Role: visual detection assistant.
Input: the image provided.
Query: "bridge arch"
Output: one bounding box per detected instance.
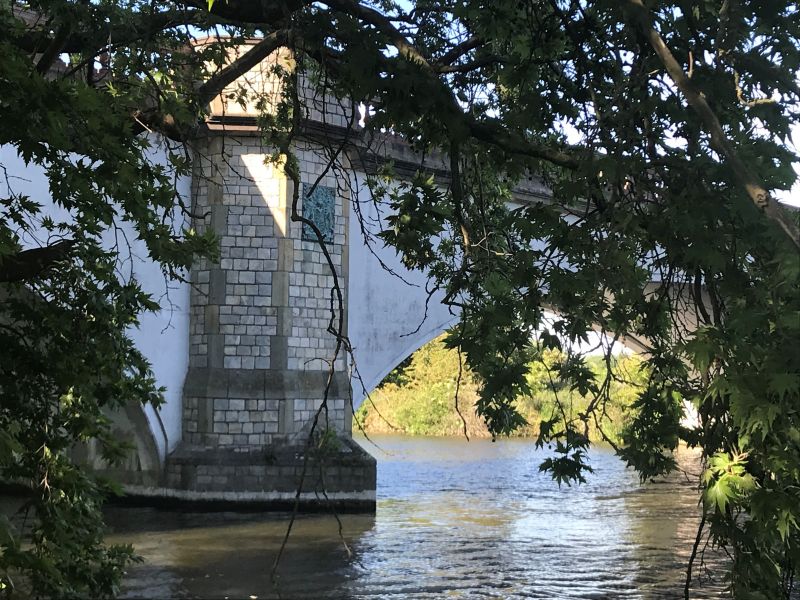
[344,171,452,408]
[346,173,664,410]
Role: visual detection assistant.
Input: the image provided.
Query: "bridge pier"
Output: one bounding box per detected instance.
[152,132,375,509]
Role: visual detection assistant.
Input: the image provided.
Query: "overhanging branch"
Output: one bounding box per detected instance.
[131,29,291,139]
[435,35,484,67]
[197,30,291,107]
[14,8,204,55]
[189,0,311,24]
[0,240,75,283]
[624,0,800,250]
[306,5,581,170]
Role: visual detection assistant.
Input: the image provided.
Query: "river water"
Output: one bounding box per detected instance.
[107,435,728,599]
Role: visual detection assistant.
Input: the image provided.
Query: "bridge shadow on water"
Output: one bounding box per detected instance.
[106,507,376,599]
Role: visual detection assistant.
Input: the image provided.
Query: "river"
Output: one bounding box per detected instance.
[107,435,727,599]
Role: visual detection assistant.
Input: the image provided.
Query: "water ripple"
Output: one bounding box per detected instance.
[108,436,728,599]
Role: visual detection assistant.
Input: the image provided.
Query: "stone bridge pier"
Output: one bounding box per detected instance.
[158,130,376,509]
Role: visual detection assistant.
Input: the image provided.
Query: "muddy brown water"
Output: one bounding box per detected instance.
[106,435,729,599]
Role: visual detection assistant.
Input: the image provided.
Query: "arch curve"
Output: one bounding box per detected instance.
[71,402,162,487]
[345,175,658,413]
[351,313,458,409]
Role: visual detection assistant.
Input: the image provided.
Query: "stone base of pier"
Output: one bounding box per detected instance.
[119,436,376,512]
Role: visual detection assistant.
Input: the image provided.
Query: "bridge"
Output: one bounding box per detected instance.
[9,48,479,509]
[0,47,687,510]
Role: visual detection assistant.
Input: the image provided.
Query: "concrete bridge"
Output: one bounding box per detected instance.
[0,48,483,509]
[145,125,461,509]
[1,47,679,510]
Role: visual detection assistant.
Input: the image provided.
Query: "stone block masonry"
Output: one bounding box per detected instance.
[162,129,370,508]
[154,437,375,512]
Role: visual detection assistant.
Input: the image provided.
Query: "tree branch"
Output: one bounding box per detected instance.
[0,240,75,283]
[322,0,429,65]
[466,119,580,169]
[35,23,71,75]
[14,8,204,56]
[196,30,290,106]
[433,55,500,74]
[624,0,800,250]
[310,3,581,168]
[435,35,484,67]
[188,0,310,24]
[129,30,291,139]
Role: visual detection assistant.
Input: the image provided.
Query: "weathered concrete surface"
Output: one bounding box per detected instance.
[71,403,162,488]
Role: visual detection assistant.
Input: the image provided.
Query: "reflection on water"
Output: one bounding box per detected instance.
[107,436,727,599]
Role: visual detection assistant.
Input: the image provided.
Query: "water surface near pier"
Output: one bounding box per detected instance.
[107,435,727,599]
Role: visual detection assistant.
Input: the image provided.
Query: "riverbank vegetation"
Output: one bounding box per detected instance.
[356,336,648,446]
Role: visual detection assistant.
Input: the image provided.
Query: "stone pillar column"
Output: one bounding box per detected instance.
[177,135,353,452]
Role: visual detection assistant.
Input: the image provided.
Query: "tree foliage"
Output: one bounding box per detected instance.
[1,0,799,597]
[357,336,646,442]
[0,1,219,596]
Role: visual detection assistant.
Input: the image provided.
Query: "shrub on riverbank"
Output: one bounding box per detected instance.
[355,337,647,444]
